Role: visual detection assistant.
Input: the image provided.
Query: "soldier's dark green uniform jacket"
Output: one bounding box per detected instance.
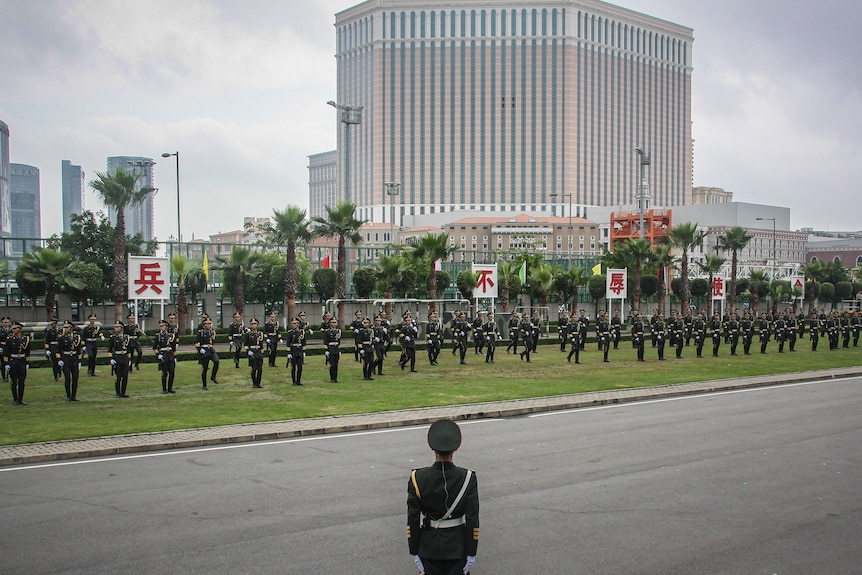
[407,421,479,565]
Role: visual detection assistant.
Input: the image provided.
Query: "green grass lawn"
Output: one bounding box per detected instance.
[1,340,860,446]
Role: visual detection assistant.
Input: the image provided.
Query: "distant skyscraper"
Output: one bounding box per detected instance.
[0,121,12,237]
[106,156,157,242]
[9,164,42,254]
[308,150,338,221]
[333,0,693,224]
[61,159,85,232]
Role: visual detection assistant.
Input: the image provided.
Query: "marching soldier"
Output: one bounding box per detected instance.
[197,312,211,332]
[577,309,589,351]
[693,311,707,358]
[611,309,622,349]
[852,311,860,347]
[57,320,84,401]
[482,313,500,363]
[426,312,443,366]
[471,311,485,355]
[108,321,132,398]
[759,312,771,354]
[285,318,306,385]
[5,321,31,405]
[372,315,389,375]
[82,313,103,377]
[407,419,479,575]
[506,312,520,354]
[166,313,179,338]
[727,313,740,356]
[597,310,611,363]
[530,310,542,353]
[827,311,840,350]
[193,318,220,389]
[153,319,178,394]
[397,316,419,373]
[0,316,12,382]
[228,312,245,368]
[632,313,646,362]
[264,311,281,367]
[566,313,581,364]
[741,312,754,355]
[709,312,723,357]
[518,313,534,363]
[654,313,667,360]
[774,313,787,353]
[841,311,852,348]
[357,317,375,380]
[379,311,394,356]
[349,310,364,362]
[124,313,144,371]
[451,311,469,365]
[244,318,265,388]
[44,318,61,381]
[319,312,333,332]
[809,312,820,351]
[558,308,570,352]
[322,317,342,383]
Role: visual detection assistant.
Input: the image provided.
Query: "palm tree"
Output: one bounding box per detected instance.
[697,254,726,316]
[747,270,771,316]
[497,261,521,313]
[716,226,753,311]
[377,253,406,317]
[269,205,312,321]
[528,262,554,308]
[666,222,704,315]
[17,248,85,321]
[171,255,202,335]
[89,167,156,320]
[312,202,367,324]
[411,232,456,314]
[216,247,259,316]
[614,238,654,311]
[559,266,587,311]
[651,244,676,315]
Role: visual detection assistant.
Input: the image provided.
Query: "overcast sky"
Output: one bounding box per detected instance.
[1,0,859,243]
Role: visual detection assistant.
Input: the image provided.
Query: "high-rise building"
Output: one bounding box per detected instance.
[106,156,157,242]
[0,121,12,237]
[333,0,693,225]
[308,150,338,221]
[61,160,85,232]
[9,164,42,255]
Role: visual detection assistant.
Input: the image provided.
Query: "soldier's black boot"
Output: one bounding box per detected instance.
[17,383,26,405]
[11,382,19,405]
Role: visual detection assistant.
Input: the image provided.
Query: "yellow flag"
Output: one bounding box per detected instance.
[592,262,602,275]
[202,251,209,281]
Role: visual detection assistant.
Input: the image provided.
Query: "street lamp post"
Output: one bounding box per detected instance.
[635,147,651,240]
[384,181,401,249]
[327,100,363,204]
[550,192,573,254]
[756,217,777,279]
[161,151,181,249]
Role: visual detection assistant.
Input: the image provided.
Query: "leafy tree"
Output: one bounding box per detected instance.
[641,274,659,301]
[588,274,606,316]
[650,244,675,314]
[170,255,195,335]
[376,254,407,316]
[747,270,771,316]
[456,269,478,300]
[690,277,709,305]
[263,206,313,321]
[67,262,104,309]
[352,266,378,298]
[819,282,835,308]
[528,262,554,308]
[835,281,853,302]
[216,247,259,316]
[497,261,522,313]
[312,267,337,302]
[17,248,85,320]
[89,169,157,320]
[554,266,586,310]
[804,279,821,316]
[771,280,792,313]
[666,222,704,314]
[409,232,456,313]
[312,202,366,323]
[716,226,753,311]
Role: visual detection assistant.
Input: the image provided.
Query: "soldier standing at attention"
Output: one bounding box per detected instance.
[709,312,723,357]
[264,311,280,367]
[841,311,852,348]
[57,320,84,401]
[557,308,570,352]
[5,321,30,405]
[482,313,500,364]
[124,313,145,371]
[243,318,265,388]
[285,318,306,385]
[193,318,220,389]
[852,311,860,347]
[426,312,443,366]
[153,319,178,394]
[398,316,420,373]
[82,313,102,376]
[166,313,178,338]
[228,312,244,368]
[506,312,520,354]
[654,313,667,360]
[349,310,364,363]
[596,310,611,363]
[809,312,820,351]
[758,312,771,354]
[774,313,787,353]
[740,312,754,355]
[0,316,11,382]
[632,313,646,362]
[566,312,581,365]
[407,419,479,575]
[727,313,740,356]
[372,315,389,375]
[108,321,132,398]
[693,311,707,358]
[358,317,375,380]
[611,309,622,349]
[323,317,342,383]
[683,308,694,346]
[786,312,799,352]
[44,318,61,382]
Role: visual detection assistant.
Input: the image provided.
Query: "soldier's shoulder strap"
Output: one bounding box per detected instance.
[410,469,421,499]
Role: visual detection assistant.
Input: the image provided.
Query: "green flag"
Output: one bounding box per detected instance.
[518,260,527,284]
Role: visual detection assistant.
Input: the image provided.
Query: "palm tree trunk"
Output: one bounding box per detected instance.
[336,237,346,325]
[46,281,56,321]
[113,211,127,321]
[428,267,438,314]
[177,286,187,336]
[285,242,297,322]
[680,256,690,315]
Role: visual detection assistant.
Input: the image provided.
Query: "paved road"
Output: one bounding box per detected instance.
[1,375,860,574]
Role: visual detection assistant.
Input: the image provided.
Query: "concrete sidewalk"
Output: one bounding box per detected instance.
[2,367,859,467]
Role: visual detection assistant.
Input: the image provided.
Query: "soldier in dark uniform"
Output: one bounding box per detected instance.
[758,312,771,354]
[841,311,852,348]
[322,317,342,382]
[243,318,265,388]
[557,308,570,352]
[82,313,103,376]
[797,310,807,339]
[44,318,61,381]
[786,312,798,352]
[57,320,83,401]
[285,318,306,385]
[649,309,660,348]
[0,316,12,382]
[693,311,707,358]
[378,311,394,356]
[505,312,520,354]
[709,312,723,357]
[153,319,178,394]
[426,312,443,366]
[124,313,144,371]
[683,308,694,346]
[372,315,389,375]
[482,313,500,363]
[566,313,581,364]
[740,312,754,355]
[596,310,611,363]
[407,419,479,575]
[852,311,860,347]
[828,311,840,350]
[819,308,828,337]
[668,310,684,359]
[197,312,211,332]
[357,317,375,380]
[809,312,820,351]
[471,311,485,355]
[577,309,589,351]
[727,313,740,356]
[632,313,646,362]
[398,316,420,373]
[774,313,787,353]
[451,312,469,365]
[319,312,333,332]
[611,309,622,349]
[5,321,30,405]
[264,311,280,367]
[193,318,220,389]
[654,313,667,360]
[228,312,245,368]
[166,313,179,338]
[108,321,131,398]
[518,314,534,363]
[349,310,364,362]
[530,310,542,353]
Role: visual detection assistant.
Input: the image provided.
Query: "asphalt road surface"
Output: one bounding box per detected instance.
[1,377,860,575]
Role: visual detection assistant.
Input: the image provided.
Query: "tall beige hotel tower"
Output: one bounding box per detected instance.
[333,0,693,225]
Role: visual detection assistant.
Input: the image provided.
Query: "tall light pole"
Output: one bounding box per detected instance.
[161,151,181,248]
[384,181,401,249]
[756,217,777,279]
[327,100,363,204]
[635,147,651,240]
[550,192,573,253]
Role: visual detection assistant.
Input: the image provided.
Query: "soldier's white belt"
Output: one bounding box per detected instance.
[426,515,466,529]
[159,347,173,352]
[10,354,26,358]
[327,342,339,346]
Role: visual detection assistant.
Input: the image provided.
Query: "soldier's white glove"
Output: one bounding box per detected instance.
[110,359,116,366]
[248,351,254,357]
[486,336,490,341]
[303,352,306,359]
[157,354,163,361]
[427,340,432,345]
[359,349,365,356]
[46,350,52,358]
[278,338,284,344]
[404,336,411,341]
[100,334,105,340]
[4,364,9,372]
[463,555,476,574]
[374,337,380,343]
[266,338,271,344]
[199,349,206,355]
[412,555,425,574]
[325,351,330,359]
[58,360,64,367]
[78,362,82,370]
